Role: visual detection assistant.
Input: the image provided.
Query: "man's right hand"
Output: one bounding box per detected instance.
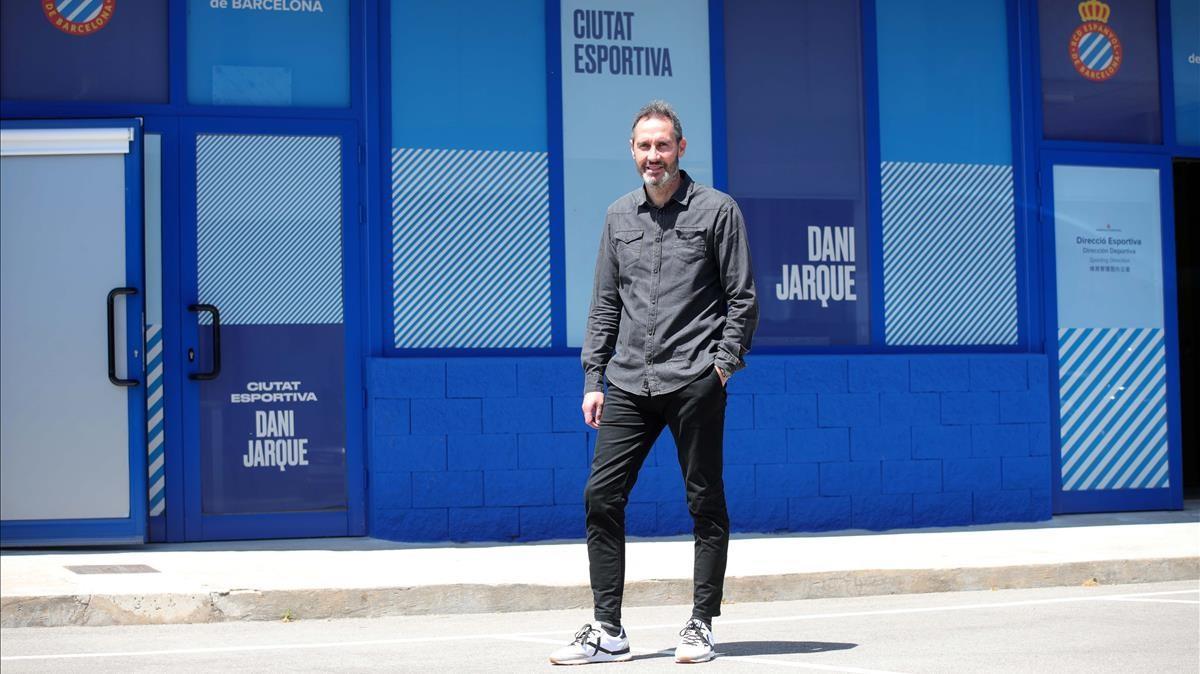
[582,392,605,429]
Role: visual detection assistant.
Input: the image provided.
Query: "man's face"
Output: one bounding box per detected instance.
[630,115,686,188]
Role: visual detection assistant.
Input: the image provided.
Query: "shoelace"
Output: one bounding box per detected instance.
[679,620,709,647]
[572,624,601,646]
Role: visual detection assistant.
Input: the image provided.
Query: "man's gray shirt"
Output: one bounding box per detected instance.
[582,171,759,395]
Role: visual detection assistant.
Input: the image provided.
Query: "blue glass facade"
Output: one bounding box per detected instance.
[0,0,1189,545]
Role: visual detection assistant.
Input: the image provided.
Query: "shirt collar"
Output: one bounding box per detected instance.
[638,170,694,209]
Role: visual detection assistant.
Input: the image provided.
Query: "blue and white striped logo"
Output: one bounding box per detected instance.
[1058,327,1169,491]
[146,324,165,517]
[42,0,115,35]
[1078,31,1116,71]
[882,161,1018,346]
[196,134,344,326]
[392,148,551,349]
[1068,4,1123,82]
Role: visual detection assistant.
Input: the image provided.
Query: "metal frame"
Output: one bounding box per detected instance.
[1023,0,1192,513]
[0,118,147,546]
[378,0,1048,357]
[175,115,366,541]
[377,0,578,358]
[2,1,369,542]
[1038,150,1184,512]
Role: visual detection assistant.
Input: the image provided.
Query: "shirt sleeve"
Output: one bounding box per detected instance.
[580,217,622,394]
[713,200,759,375]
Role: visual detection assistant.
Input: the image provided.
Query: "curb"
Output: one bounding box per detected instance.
[3,557,1197,628]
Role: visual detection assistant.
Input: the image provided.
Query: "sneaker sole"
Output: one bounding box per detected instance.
[549,652,633,665]
[674,651,716,664]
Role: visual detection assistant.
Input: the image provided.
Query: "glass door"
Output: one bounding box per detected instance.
[0,120,146,546]
[1041,151,1184,513]
[178,118,364,541]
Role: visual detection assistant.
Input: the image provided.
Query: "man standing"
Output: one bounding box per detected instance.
[549,101,758,665]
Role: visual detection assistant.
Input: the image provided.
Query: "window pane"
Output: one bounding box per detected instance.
[1171,0,1200,146]
[877,0,1018,346]
[560,0,714,346]
[1039,0,1161,143]
[0,0,167,103]
[390,0,551,349]
[726,0,869,346]
[187,0,349,108]
[1052,165,1168,490]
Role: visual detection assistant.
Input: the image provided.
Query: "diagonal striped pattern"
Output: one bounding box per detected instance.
[1058,327,1169,491]
[57,0,104,23]
[196,134,344,325]
[392,148,551,348]
[1078,32,1115,71]
[882,161,1018,345]
[145,324,165,517]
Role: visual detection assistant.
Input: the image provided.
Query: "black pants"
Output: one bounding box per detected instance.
[585,369,729,626]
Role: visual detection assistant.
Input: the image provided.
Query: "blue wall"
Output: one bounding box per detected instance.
[366,353,1052,542]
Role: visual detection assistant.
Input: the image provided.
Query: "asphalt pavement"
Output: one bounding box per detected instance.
[2,580,1197,672]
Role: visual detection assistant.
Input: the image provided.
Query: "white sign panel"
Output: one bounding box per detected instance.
[1053,165,1163,330]
[561,0,713,345]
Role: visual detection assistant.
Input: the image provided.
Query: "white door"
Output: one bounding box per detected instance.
[0,123,146,545]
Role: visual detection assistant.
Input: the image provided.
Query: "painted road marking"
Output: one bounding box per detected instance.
[1101,597,1199,605]
[3,588,1196,662]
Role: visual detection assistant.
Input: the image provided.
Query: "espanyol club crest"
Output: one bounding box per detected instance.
[42,0,117,36]
[1068,0,1122,81]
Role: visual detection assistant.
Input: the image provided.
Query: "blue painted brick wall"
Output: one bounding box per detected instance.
[789,496,852,531]
[484,398,551,434]
[366,354,1052,542]
[819,393,880,427]
[754,394,817,428]
[851,427,912,461]
[910,357,969,392]
[755,463,819,498]
[448,434,518,471]
[485,469,554,507]
[450,507,518,541]
[411,399,482,434]
[520,432,588,469]
[788,428,849,462]
[412,471,482,508]
[848,357,909,393]
[447,359,517,398]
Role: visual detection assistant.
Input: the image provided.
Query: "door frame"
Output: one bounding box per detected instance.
[0,118,147,546]
[1039,149,1185,514]
[171,116,366,541]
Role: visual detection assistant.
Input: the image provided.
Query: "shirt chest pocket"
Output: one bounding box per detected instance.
[614,229,644,266]
[673,227,707,263]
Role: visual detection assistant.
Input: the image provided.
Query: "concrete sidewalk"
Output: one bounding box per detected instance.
[3,506,1197,628]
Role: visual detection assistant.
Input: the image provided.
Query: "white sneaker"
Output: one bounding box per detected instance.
[674,618,716,663]
[548,622,632,665]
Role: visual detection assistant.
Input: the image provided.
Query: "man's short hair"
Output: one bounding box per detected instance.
[631,100,683,143]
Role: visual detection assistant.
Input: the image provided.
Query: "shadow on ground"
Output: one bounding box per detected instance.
[719,641,857,657]
[628,641,856,661]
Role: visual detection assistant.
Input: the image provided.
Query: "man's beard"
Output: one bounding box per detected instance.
[640,161,677,188]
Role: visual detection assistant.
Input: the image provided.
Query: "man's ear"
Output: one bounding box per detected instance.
[678,137,687,158]
[630,138,636,159]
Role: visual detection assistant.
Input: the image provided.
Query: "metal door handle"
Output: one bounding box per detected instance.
[107,287,139,387]
[188,303,221,381]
